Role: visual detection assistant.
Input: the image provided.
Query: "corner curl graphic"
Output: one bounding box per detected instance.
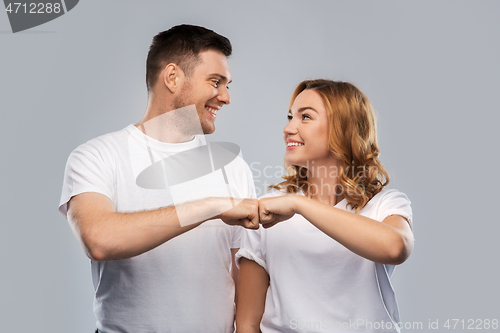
[3,0,79,33]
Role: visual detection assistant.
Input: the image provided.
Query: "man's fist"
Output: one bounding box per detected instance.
[218,198,260,229]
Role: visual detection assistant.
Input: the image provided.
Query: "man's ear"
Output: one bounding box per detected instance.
[163,64,182,93]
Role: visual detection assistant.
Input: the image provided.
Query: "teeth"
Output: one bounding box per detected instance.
[206,106,218,115]
[287,142,304,147]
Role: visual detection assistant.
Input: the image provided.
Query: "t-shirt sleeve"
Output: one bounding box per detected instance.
[231,226,243,249]
[235,228,267,271]
[236,155,257,199]
[376,189,413,229]
[58,143,114,218]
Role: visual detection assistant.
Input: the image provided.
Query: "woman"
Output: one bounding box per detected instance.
[235,79,414,333]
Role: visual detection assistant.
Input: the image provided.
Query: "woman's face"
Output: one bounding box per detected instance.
[283,89,334,168]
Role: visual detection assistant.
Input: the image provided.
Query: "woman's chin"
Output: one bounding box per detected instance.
[285,158,306,168]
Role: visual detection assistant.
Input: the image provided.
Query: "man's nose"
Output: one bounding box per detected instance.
[217,86,231,105]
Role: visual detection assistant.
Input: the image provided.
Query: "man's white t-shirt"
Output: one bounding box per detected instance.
[59,125,255,333]
[236,188,412,333]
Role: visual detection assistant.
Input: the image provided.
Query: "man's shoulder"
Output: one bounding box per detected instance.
[72,125,132,155]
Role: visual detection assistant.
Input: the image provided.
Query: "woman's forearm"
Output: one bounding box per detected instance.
[293,196,414,265]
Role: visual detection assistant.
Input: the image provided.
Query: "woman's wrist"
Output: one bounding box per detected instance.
[290,194,305,215]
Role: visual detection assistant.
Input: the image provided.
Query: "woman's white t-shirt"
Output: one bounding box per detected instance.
[236,188,412,333]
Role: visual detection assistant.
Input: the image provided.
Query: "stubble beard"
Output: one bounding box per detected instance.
[173,83,214,135]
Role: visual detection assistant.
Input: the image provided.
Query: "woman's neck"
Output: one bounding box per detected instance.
[306,160,344,206]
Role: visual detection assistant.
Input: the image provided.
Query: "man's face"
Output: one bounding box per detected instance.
[173,50,232,135]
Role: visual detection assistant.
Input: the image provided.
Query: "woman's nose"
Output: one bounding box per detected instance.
[283,119,297,136]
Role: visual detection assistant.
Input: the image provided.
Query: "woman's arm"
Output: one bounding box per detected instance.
[235,258,269,333]
[259,195,414,265]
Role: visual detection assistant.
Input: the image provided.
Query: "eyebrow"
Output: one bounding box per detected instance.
[210,73,232,84]
[289,107,318,114]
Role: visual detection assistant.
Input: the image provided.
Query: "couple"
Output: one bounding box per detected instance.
[59,25,413,333]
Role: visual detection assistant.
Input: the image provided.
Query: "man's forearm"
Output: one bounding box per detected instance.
[69,194,232,261]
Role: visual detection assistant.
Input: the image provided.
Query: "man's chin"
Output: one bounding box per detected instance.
[199,118,216,135]
[202,126,215,135]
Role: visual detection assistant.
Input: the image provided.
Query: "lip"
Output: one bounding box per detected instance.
[205,105,220,118]
[286,139,304,150]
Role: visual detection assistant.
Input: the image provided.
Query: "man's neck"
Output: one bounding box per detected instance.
[134,122,195,144]
[137,101,203,144]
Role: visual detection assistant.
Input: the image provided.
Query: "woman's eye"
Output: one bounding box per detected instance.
[287,114,293,121]
[302,114,311,120]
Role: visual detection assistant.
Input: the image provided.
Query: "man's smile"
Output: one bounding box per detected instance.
[206,105,220,117]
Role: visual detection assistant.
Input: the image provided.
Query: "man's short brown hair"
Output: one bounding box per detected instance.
[146,24,232,92]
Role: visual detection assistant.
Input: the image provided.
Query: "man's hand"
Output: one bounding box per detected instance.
[258,196,298,228]
[218,198,260,229]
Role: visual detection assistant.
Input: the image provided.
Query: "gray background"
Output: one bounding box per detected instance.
[1,1,499,332]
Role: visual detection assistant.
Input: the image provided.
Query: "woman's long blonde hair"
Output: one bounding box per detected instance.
[270,79,389,212]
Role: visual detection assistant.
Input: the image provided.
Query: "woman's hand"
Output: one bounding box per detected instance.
[258,195,299,228]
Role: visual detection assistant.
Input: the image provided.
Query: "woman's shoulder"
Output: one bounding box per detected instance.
[364,187,411,209]
[374,187,410,201]
[365,187,413,225]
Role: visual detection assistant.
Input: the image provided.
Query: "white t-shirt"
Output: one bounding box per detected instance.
[59,125,255,333]
[236,188,412,333]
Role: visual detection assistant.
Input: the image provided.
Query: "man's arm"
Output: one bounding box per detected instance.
[67,192,259,261]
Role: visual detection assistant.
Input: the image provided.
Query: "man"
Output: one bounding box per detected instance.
[59,25,259,333]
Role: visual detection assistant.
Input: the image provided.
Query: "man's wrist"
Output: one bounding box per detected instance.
[205,197,233,220]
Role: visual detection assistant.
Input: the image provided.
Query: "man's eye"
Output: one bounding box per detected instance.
[212,80,220,87]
